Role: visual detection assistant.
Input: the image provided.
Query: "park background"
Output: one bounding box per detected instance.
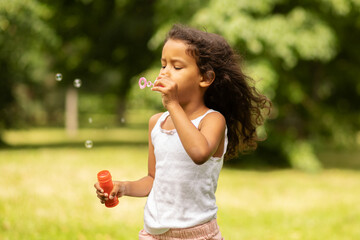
[0,0,359,239]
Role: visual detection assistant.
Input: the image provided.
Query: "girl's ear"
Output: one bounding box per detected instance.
[200,71,215,88]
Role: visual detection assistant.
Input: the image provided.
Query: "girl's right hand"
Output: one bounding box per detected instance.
[152,76,179,109]
[94,181,126,204]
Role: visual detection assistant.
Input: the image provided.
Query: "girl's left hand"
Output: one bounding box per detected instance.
[94,181,125,204]
[151,77,179,109]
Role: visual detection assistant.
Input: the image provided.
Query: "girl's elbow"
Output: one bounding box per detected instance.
[193,159,208,165]
[190,152,211,165]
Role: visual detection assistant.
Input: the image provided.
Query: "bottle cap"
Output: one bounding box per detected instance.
[97,170,112,183]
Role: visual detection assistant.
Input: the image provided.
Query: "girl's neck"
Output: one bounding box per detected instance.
[180,101,209,120]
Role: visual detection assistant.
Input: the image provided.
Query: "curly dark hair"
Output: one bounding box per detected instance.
[165,24,271,159]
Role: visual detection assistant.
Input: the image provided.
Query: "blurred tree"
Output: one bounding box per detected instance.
[43,0,156,124]
[1,0,359,171]
[0,0,156,144]
[0,0,58,146]
[148,0,360,171]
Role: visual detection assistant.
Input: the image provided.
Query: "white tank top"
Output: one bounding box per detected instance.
[143,109,228,235]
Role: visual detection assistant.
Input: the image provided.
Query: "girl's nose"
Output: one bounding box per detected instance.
[158,67,170,79]
[160,68,167,75]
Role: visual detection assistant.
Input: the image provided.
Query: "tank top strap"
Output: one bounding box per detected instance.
[154,109,218,131]
[160,111,170,121]
[155,112,170,127]
[192,109,218,128]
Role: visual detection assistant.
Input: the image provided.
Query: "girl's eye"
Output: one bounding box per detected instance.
[161,65,182,70]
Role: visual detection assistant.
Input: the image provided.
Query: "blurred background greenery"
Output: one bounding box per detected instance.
[1,0,359,170]
[1,0,360,239]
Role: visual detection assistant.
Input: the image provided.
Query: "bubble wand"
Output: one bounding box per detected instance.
[138,77,155,89]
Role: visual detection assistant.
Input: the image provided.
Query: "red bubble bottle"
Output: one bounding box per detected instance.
[97,170,119,208]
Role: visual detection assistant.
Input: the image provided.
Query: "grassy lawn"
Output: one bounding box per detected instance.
[1,126,360,239]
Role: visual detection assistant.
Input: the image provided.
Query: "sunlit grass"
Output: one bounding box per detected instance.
[3,127,148,146]
[1,128,360,239]
[0,144,148,240]
[217,168,360,239]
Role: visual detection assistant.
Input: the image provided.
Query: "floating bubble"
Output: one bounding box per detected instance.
[85,140,93,149]
[121,117,125,123]
[139,77,154,89]
[55,73,62,81]
[88,117,93,124]
[74,78,82,88]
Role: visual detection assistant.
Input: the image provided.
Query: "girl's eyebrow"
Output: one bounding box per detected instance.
[161,58,186,64]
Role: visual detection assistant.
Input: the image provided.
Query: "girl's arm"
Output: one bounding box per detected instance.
[94,113,161,203]
[167,103,226,165]
[152,79,226,165]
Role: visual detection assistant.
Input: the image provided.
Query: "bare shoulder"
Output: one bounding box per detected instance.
[199,111,226,130]
[149,112,164,129]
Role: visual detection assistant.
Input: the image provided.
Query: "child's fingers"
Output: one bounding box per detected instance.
[152,79,172,93]
[97,195,106,204]
[153,77,170,87]
[94,182,109,202]
[96,191,108,201]
[94,182,104,193]
[109,181,126,200]
[96,190,108,199]
[109,183,120,200]
[151,81,164,92]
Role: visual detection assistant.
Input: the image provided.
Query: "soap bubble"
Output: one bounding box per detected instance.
[74,78,82,88]
[55,73,62,81]
[88,117,93,124]
[121,117,125,123]
[85,140,93,149]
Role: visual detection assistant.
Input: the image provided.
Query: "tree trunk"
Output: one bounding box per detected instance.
[65,87,78,137]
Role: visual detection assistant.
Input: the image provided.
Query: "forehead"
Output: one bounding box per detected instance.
[162,39,193,60]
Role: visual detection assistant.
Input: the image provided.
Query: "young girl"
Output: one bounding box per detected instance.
[95,24,271,239]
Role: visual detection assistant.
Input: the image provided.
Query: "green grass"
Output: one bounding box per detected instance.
[1,128,360,239]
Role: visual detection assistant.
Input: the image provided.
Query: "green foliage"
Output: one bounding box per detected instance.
[1,0,359,170]
[0,0,157,130]
[149,0,360,170]
[44,0,156,93]
[0,0,58,133]
[284,140,322,172]
[192,2,336,67]
[0,0,58,85]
